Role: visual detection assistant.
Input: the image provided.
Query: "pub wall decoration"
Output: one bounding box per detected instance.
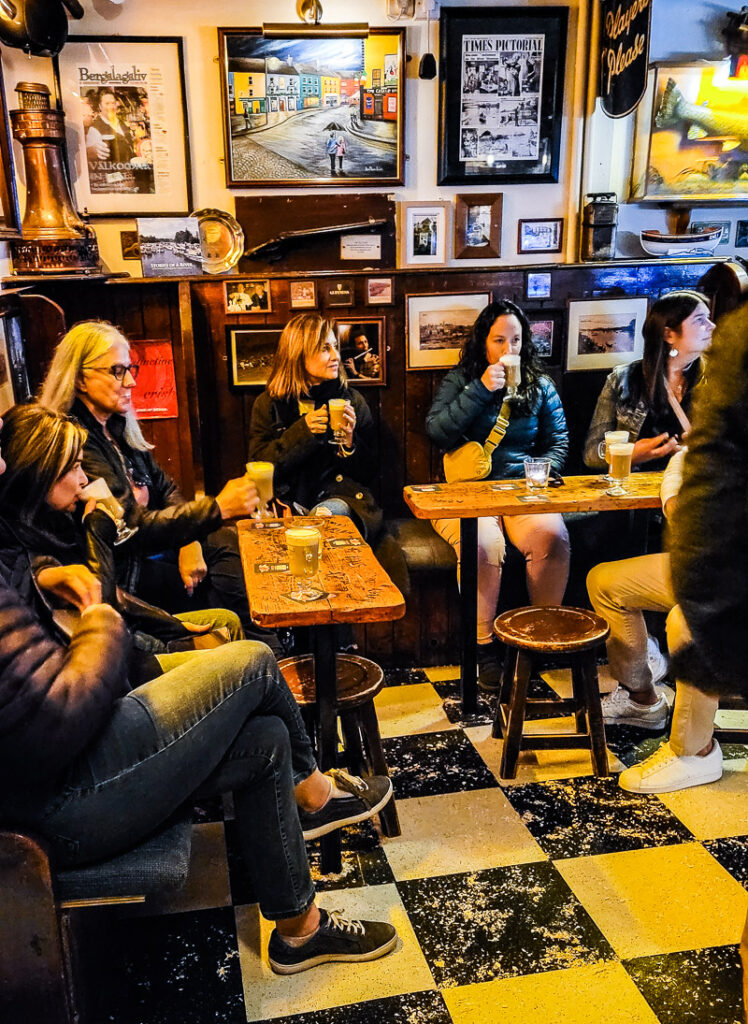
[598,0,651,118]
[437,6,568,186]
[0,59,20,239]
[218,28,405,188]
[55,37,193,217]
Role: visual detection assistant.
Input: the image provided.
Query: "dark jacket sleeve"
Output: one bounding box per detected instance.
[248,390,326,473]
[426,370,496,451]
[139,451,185,510]
[534,378,569,472]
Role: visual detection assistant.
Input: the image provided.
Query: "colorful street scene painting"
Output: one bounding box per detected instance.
[220,30,404,186]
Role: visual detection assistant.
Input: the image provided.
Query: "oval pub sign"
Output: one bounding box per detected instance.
[599,0,652,118]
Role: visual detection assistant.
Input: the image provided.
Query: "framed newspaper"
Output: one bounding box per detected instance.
[55,37,193,217]
[437,6,568,186]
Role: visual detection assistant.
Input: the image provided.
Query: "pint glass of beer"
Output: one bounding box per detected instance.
[597,430,629,481]
[607,441,635,496]
[246,461,274,518]
[286,526,323,601]
[499,354,521,398]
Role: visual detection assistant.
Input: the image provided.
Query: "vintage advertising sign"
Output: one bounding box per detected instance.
[130,339,178,419]
[599,0,651,118]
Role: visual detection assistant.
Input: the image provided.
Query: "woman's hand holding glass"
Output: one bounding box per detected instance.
[480,362,507,392]
[305,406,329,435]
[215,476,260,520]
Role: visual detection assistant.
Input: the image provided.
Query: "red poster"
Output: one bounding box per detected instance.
[130,340,178,419]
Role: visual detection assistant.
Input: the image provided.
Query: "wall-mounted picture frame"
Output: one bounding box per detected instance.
[289,280,318,309]
[225,279,272,313]
[336,317,385,385]
[55,36,193,217]
[326,279,355,307]
[736,220,748,248]
[525,270,552,299]
[228,327,283,387]
[218,28,405,188]
[0,59,20,239]
[527,315,556,361]
[454,193,502,259]
[517,218,563,254]
[566,296,648,372]
[437,6,567,186]
[365,277,394,305]
[406,291,490,370]
[400,201,450,267]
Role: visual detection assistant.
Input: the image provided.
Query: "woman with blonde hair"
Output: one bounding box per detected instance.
[39,319,281,652]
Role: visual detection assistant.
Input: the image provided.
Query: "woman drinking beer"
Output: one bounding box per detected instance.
[425,299,570,689]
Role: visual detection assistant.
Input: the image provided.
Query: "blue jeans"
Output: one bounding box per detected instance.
[10,641,317,920]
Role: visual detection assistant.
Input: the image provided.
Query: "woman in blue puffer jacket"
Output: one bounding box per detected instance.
[426,299,570,688]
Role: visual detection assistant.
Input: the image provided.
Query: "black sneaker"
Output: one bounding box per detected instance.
[268,908,397,974]
[299,769,393,840]
[477,639,505,692]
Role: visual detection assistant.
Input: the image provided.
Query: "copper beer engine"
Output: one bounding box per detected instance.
[10,81,99,274]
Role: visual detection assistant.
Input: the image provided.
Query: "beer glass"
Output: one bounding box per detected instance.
[607,441,635,496]
[500,354,521,398]
[80,477,138,545]
[246,461,274,518]
[286,526,324,602]
[523,456,552,492]
[328,398,347,447]
[597,430,629,482]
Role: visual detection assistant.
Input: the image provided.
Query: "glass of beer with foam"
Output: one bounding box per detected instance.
[606,441,635,496]
[246,461,274,518]
[286,526,323,601]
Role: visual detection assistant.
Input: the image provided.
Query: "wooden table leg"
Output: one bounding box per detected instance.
[460,517,478,715]
[313,624,342,874]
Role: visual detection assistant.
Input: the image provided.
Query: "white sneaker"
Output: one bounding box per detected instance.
[619,740,723,794]
[601,686,669,729]
[646,635,668,684]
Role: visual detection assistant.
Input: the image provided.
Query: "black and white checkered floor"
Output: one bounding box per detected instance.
[81,665,748,1024]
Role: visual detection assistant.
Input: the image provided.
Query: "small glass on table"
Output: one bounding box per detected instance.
[606,441,635,496]
[286,526,324,602]
[80,477,138,545]
[598,430,629,482]
[523,456,552,492]
[246,461,274,518]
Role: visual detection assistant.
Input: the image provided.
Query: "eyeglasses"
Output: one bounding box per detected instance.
[88,363,140,381]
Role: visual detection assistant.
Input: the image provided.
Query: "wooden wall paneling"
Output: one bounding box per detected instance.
[376,280,407,513]
[18,293,66,393]
[419,564,452,664]
[175,281,201,497]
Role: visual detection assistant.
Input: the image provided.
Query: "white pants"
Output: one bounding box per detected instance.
[433,513,570,644]
[587,553,718,756]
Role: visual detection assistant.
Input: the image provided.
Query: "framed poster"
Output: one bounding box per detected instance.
[438,6,568,185]
[400,201,450,267]
[336,317,385,385]
[218,28,405,188]
[289,280,318,309]
[525,271,552,299]
[225,279,272,313]
[129,339,178,419]
[527,315,557,361]
[517,218,563,254]
[55,36,193,217]
[566,296,648,372]
[406,291,490,370]
[454,193,502,259]
[229,327,282,387]
[0,59,20,239]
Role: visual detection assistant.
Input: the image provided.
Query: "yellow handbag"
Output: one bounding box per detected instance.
[442,400,511,483]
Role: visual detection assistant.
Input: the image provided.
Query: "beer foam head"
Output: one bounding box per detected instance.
[246,461,274,474]
[286,526,321,544]
[604,430,629,443]
[499,354,521,366]
[609,442,634,456]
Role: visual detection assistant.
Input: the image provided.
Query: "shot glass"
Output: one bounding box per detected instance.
[523,456,552,492]
[606,441,635,496]
[80,477,138,545]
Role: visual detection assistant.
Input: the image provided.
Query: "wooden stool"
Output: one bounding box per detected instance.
[491,606,611,780]
[279,654,401,837]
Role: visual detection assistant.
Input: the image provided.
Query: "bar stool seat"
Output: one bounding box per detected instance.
[491,606,611,780]
[279,654,400,837]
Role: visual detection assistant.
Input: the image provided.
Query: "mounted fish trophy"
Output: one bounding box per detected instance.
[9,82,100,274]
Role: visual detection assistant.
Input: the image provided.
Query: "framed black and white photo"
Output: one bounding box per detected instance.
[566,296,648,372]
[438,6,567,186]
[400,201,450,267]
[736,220,748,248]
[517,218,563,254]
[365,277,394,305]
[56,37,193,217]
[454,193,502,259]
[228,327,283,387]
[225,279,272,314]
[289,280,317,309]
[406,291,490,370]
[525,270,552,300]
[336,317,385,386]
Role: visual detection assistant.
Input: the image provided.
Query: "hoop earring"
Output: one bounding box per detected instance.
[669,347,679,358]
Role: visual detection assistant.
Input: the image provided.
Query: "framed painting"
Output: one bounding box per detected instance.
[228,327,282,387]
[566,296,648,372]
[517,217,563,254]
[406,291,490,370]
[365,277,393,305]
[527,315,557,362]
[437,6,567,186]
[400,201,450,267]
[218,28,405,188]
[454,192,502,259]
[55,37,193,217]
[289,280,317,309]
[225,279,272,313]
[0,58,20,239]
[336,317,385,385]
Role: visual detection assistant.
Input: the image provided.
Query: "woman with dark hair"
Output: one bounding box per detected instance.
[426,299,570,688]
[584,290,714,471]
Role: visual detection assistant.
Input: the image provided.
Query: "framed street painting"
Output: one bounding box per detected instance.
[566,296,648,372]
[406,291,490,370]
[218,28,405,187]
[55,37,193,217]
[438,6,567,186]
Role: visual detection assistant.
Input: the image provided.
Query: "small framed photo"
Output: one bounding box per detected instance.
[454,193,502,259]
[228,327,282,387]
[525,271,552,300]
[289,280,317,310]
[336,317,386,386]
[225,279,271,314]
[365,277,394,306]
[736,220,748,248]
[517,218,563,254]
[326,279,355,308]
[400,201,450,267]
[566,296,648,372]
[406,291,491,370]
[527,316,556,361]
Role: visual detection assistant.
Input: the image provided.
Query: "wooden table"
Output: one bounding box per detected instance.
[404,473,664,714]
[237,515,405,872]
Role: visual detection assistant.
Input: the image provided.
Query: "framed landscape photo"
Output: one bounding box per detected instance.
[336,317,385,385]
[365,277,393,305]
[438,6,568,186]
[454,193,502,259]
[55,37,193,217]
[228,327,282,387]
[218,28,405,188]
[289,280,317,309]
[225,279,271,313]
[400,201,450,267]
[566,296,648,372]
[517,218,563,254]
[406,291,490,370]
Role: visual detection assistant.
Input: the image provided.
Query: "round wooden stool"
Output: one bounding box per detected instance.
[279,654,400,837]
[491,606,611,780]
